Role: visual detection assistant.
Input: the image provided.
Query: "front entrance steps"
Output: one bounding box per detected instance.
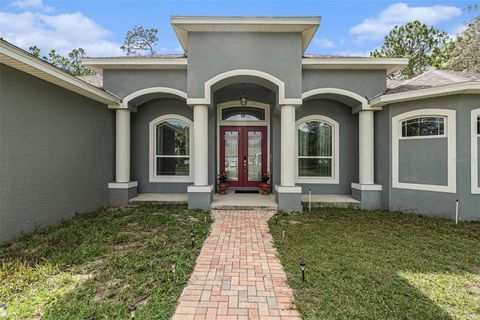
[211,193,278,210]
[302,194,360,209]
[129,193,360,209]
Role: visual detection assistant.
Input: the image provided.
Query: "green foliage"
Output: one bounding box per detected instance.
[371,21,453,79]
[270,208,480,320]
[0,204,212,319]
[121,25,158,56]
[28,46,95,76]
[448,15,480,72]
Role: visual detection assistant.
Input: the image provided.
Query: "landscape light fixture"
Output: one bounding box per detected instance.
[300,260,306,282]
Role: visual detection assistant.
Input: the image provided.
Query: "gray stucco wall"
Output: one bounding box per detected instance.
[187,32,302,99]
[103,69,187,98]
[302,69,386,99]
[376,94,480,221]
[295,99,359,194]
[131,98,193,193]
[0,64,115,243]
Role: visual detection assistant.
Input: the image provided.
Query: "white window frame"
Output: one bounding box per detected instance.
[392,109,456,193]
[400,116,447,139]
[295,115,340,184]
[471,108,480,194]
[149,114,193,183]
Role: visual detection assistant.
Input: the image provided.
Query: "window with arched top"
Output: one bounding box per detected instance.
[149,115,193,183]
[221,107,265,121]
[296,115,339,184]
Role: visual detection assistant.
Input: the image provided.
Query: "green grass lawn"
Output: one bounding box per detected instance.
[269,208,480,320]
[0,204,212,320]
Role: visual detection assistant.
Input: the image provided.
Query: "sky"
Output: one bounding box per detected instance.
[0,0,477,57]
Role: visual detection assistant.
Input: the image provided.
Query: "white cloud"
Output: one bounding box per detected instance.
[313,37,334,48]
[0,10,123,56]
[9,0,53,12]
[350,2,461,41]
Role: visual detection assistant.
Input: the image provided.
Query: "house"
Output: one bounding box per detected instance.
[1,16,480,243]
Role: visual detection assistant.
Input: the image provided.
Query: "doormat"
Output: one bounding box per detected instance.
[235,189,260,194]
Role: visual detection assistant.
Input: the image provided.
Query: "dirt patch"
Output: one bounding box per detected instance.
[112,241,142,255]
[92,279,123,303]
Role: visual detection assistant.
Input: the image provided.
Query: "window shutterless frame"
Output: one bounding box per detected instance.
[295,115,340,184]
[392,109,456,193]
[149,114,193,183]
[471,109,480,194]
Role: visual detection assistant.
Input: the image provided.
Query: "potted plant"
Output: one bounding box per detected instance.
[217,172,228,195]
[259,172,271,195]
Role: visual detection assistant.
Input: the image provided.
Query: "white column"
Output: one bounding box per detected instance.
[359,110,375,185]
[280,104,296,187]
[193,105,209,186]
[115,109,130,183]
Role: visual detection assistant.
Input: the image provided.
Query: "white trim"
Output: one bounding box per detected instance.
[302,88,369,110]
[186,69,302,106]
[216,101,271,178]
[471,108,480,194]
[82,58,187,73]
[295,115,340,184]
[351,183,382,191]
[302,57,408,74]
[274,185,302,193]
[119,87,187,109]
[187,185,214,192]
[392,109,456,193]
[370,82,480,108]
[149,114,194,183]
[108,181,138,189]
[0,40,121,105]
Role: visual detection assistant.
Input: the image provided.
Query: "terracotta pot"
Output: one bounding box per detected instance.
[259,183,271,195]
[218,183,229,195]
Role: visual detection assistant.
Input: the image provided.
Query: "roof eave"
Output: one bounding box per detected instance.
[370,81,480,107]
[302,57,408,74]
[0,40,120,105]
[82,57,188,74]
[170,16,321,54]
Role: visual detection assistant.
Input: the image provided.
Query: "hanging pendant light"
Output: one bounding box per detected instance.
[240,83,248,118]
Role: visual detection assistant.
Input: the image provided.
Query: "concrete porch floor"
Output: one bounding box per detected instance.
[130,193,360,209]
[301,194,360,209]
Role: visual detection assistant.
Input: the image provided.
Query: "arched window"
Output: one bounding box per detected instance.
[149,115,193,182]
[296,115,339,184]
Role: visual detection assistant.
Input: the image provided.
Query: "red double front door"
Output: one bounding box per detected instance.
[220,126,267,188]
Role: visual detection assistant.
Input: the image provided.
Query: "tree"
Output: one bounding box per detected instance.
[448,15,480,72]
[28,46,95,76]
[121,25,158,55]
[371,21,453,79]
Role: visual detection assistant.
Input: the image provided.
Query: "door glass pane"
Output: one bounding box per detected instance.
[224,131,239,181]
[248,131,262,181]
[298,158,332,177]
[156,157,189,176]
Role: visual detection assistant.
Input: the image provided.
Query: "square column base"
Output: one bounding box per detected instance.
[351,183,383,210]
[275,185,302,212]
[188,185,214,210]
[108,182,138,207]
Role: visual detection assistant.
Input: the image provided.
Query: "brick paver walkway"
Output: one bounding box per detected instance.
[172,210,301,320]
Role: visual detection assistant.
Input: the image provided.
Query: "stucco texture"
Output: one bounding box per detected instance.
[0,64,115,243]
[376,95,480,221]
